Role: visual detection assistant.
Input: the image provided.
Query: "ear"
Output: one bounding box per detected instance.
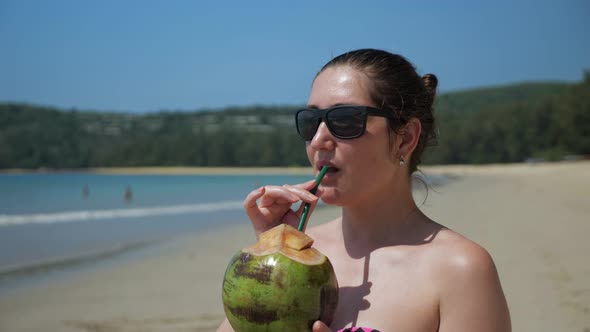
[397,118,421,162]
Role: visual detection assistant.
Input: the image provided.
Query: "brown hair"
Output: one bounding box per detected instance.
[317,49,438,173]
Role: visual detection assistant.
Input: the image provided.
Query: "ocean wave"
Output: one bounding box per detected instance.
[0,200,244,226]
[0,240,155,280]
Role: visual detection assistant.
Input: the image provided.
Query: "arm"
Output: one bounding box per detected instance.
[438,244,511,332]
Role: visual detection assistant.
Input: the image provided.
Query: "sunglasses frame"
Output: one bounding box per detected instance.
[295,105,396,140]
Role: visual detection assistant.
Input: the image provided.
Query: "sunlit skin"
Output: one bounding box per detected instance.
[218,66,511,332]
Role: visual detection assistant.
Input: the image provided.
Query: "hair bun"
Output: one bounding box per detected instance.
[422,73,438,92]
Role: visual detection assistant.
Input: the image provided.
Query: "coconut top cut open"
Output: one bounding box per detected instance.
[242,224,326,265]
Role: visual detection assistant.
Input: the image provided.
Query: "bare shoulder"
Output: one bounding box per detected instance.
[430,228,497,276]
[428,227,511,331]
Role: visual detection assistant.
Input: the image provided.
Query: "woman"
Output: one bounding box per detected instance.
[218,49,511,332]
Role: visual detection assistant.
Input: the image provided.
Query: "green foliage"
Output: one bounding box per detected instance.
[1,79,588,169]
[0,103,307,168]
[424,79,589,164]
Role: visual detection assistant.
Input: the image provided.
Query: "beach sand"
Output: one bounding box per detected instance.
[0,162,588,332]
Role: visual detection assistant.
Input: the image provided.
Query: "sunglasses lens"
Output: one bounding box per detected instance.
[296,110,320,140]
[327,107,365,138]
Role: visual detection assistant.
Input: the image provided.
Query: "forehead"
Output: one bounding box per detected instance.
[307,66,374,109]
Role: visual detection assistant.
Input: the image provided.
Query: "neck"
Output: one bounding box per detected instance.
[340,174,422,257]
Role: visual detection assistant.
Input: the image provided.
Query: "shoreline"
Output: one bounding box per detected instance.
[0,239,157,285]
[0,166,315,175]
[1,160,586,175]
[0,204,339,298]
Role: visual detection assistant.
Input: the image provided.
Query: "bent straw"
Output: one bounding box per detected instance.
[297,166,330,232]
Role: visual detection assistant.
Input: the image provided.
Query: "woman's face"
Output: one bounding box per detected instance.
[306,65,400,206]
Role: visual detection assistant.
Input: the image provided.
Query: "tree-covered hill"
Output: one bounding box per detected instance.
[425,76,589,164]
[1,77,588,169]
[435,82,571,113]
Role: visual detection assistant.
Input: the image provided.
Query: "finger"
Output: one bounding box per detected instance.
[290,179,318,191]
[312,321,333,332]
[243,186,266,221]
[259,186,300,207]
[279,187,320,229]
[291,179,327,198]
[244,186,265,207]
[295,198,319,232]
[282,184,319,203]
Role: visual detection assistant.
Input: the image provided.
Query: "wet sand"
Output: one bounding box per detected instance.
[0,162,588,332]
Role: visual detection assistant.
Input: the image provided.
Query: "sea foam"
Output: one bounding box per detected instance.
[0,200,244,226]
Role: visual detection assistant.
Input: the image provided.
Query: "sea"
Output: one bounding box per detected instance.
[0,172,317,293]
[0,171,447,294]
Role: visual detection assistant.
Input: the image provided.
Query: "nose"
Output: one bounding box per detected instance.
[309,122,336,151]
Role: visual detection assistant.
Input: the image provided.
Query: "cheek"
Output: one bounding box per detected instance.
[305,143,313,164]
[360,132,394,164]
[354,140,396,181]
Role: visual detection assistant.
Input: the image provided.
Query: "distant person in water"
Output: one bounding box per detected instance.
[124,186,133,203]
[82,184,89,198]
[217,49,511,332]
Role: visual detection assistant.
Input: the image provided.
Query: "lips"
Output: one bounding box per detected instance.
[316,161,339,174]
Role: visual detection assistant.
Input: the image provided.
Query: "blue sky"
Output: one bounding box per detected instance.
[1,0,589,112]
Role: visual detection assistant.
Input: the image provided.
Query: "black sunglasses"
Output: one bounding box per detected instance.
[295,105,396,140]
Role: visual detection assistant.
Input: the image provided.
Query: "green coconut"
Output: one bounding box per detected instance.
[222,224,339,332]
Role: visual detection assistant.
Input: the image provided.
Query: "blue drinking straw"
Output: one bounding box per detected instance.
[297,166,330,232]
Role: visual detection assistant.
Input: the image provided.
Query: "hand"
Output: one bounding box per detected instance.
[313,321,335,332]
[243,180,320,238]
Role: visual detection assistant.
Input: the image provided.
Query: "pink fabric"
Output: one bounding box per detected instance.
[336,328,380,332]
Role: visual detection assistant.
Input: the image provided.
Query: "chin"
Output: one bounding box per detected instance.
[319,190,346,207]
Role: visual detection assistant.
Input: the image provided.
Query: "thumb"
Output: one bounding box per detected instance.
[312,320,333,332]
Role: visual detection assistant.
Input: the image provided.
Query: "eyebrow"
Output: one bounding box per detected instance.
[305,103,353,109]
